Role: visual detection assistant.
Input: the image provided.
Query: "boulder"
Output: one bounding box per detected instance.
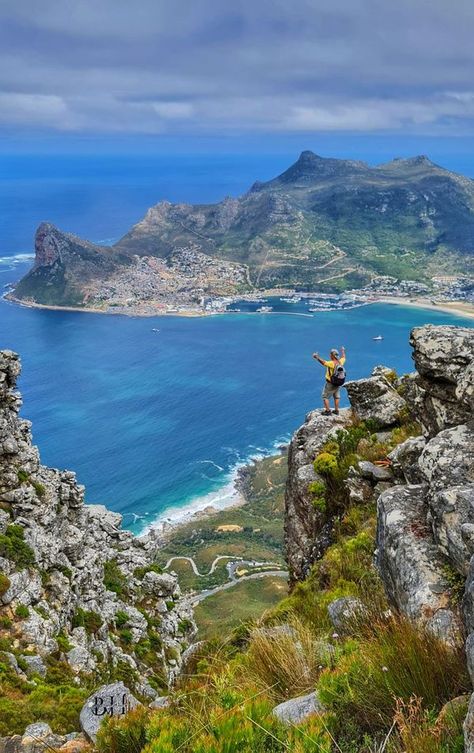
[0,736,21,753]
[357,460,393,483]
[79,682,140,742]
[284,409,350,584]
[272,691,324,725]
[327,597,365,632]
[405,326,474,436]
[429,484,474,575]
[388,436,426,484]
[149,696,171,710]
[345,375,407,428]
[376,485,462,645]
[21,723,66,753]
[21,655,46,679]
[418,424,474,492]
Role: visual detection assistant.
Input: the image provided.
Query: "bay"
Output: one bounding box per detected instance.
[0,153,472,533]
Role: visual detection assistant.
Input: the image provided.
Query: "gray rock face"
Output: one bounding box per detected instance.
[376,484,462,645]
[272,691,324,725]
[465,692,474,753]
[0,350,196,692]
[284,409,350,584]
[405,325,474,437]
[79,682,140,742]
[388,436,426,484]
[344,375,407,428]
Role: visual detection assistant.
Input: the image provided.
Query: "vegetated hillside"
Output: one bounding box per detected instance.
[13,151,474,307]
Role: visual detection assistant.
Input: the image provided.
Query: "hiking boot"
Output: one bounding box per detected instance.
[321,409,331,416]
[332,409,340,415]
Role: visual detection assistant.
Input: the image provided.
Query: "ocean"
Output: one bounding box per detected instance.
[1,153,473,533]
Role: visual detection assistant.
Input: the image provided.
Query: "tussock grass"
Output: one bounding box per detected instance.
[243,616,333,702]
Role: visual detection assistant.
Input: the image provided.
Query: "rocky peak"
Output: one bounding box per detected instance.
[270,150,369,186]
[33,222,67,269]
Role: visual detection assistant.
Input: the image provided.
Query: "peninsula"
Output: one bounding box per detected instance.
[9,151,474,315]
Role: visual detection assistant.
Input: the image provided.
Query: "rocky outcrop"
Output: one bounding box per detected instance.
[284,325,474,748]
[284,409,350,584]
[345,373,407,427]
[0,351,195,695]
[376,484,462,645]
[403,325,474,437]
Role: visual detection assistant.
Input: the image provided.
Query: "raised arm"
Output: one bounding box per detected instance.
[312,352,326,366]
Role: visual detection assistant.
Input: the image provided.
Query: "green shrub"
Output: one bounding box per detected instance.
[115,610,130,628]
[56,630,73,653]
[178,619,193,634]
[104,559,128,596]
[0,525,35,568]
[17,469,29,484]
[165,601,175,611]
[134,563,163,580]
[96,705,150,753]
[0,573,11,598]
[32,481,46,500]
[119,628,133,645]
[71,607,103,634]
[313,452,338,477]
[0,615,12,629]
[15,604,29,619]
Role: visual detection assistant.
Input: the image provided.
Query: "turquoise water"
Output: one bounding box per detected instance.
[0,153,472,532]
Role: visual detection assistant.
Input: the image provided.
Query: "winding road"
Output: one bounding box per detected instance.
[164,555,288,602]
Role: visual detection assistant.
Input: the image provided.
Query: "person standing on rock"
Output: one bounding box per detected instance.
[312,346,346,416]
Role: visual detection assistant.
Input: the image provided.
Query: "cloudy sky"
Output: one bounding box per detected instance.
[1,0,474,152]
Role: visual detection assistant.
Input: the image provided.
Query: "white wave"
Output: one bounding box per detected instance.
[0,253,34,266]
[196,459,224,472]
[141,441,288,538]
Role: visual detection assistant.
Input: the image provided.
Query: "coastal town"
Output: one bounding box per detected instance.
[61,248,474,317]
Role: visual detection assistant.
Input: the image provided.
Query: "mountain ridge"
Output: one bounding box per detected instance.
[11,151,474,310]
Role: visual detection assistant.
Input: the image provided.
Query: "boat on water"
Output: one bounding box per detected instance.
[152,328,160,332]
[256,305,273,313]
[373,335,384,341]
[280,296,301,303]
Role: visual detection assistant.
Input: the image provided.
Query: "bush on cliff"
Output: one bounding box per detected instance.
[0,524,35,568]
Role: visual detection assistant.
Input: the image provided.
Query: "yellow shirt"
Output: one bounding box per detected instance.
[323,356,346,382]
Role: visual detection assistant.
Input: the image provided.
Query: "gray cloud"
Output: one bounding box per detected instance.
[0,0,473,135]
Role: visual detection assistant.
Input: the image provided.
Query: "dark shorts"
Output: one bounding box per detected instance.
[322,380,341,400]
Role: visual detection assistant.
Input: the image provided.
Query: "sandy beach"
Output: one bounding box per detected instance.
[376,296,474,320]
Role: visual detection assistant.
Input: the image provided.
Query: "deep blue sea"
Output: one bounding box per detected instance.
[1,153,473,532]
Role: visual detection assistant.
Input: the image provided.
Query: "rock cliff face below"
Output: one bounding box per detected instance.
[0,350,195,694]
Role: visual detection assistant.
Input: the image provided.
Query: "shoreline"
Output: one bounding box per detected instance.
[5,290,474,321]
[374,296,474,320]
[140,445,287,542]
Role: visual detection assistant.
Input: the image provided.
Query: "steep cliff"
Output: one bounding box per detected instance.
[0,351,195,708]
[284,324,474,750]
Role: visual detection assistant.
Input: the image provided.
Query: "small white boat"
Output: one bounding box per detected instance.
[373,335,383,341]
[256,305,273,313]
[152,328,160,332]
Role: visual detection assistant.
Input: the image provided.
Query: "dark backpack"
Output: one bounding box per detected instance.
[330,362,346,386]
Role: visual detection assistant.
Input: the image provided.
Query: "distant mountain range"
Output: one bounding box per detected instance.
[12,151,474,308]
